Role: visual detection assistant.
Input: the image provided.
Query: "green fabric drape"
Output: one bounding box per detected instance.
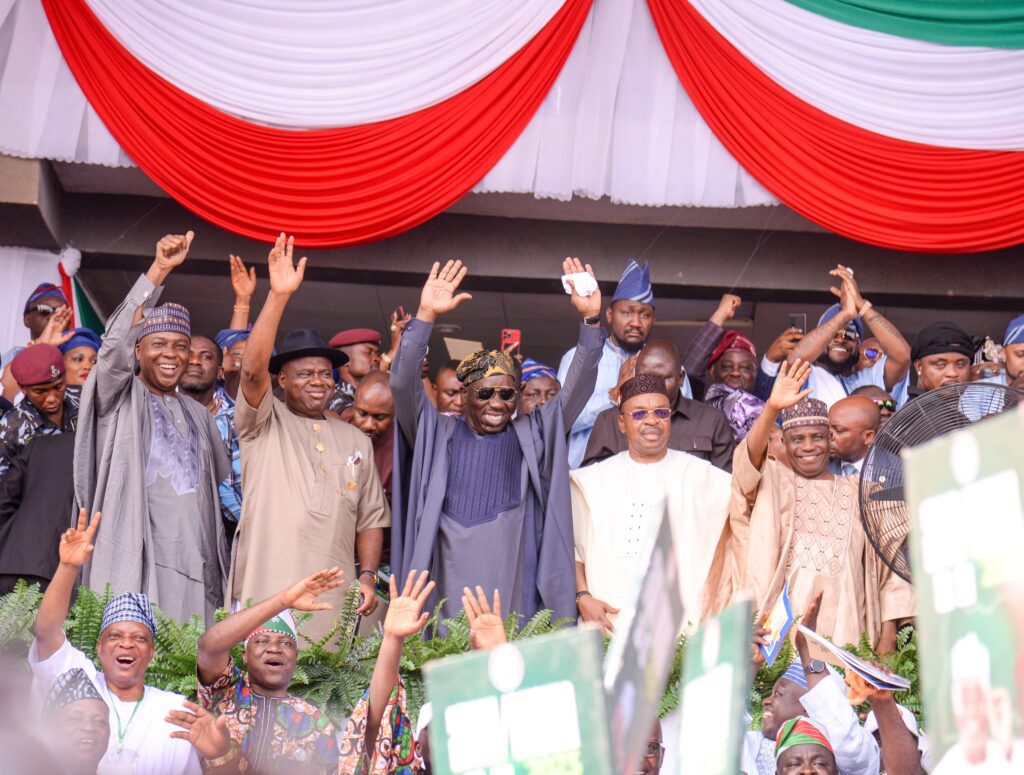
[784,0,1024,48]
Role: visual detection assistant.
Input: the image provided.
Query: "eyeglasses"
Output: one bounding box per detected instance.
[872,399,896,411]
[628,408,672,422]
[645,741,666,760]
[473,386,517,402]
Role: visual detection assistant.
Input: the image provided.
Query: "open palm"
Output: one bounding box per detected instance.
[768,359,813,412]
[562,256,601,319]
[59,509,101,567]
[167,701,232,759]
[281,567,344,612]
[229,254,257,298]
[384,570,435,639]
[463,586,507,651]
[417,261,472,321]
[267,233,306,295]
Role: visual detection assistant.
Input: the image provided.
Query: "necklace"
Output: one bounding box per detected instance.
[105,684,144,755]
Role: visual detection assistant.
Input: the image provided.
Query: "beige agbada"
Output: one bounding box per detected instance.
[703,440,914,649]
[229,390,389,641]
[571,449,731,630]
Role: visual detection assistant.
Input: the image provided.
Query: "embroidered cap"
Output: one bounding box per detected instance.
[137,303,191,343]
[10,344,65,387]
[101,592,157,638]
[780,660,809,690]
[42,668,104,716]
[24,283,69,314]
[611,259,655,307]
[520,358,558,385]
[245,610,298,648]
[619,374,670,406]
[780,397,829,431]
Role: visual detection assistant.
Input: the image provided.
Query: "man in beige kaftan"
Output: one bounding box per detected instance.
[228,235,389,642]
[704,360,913,652]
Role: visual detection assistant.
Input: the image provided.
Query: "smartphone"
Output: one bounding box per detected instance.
[393,304,406,320]
[789,313,807,333]
[500,328,522,353]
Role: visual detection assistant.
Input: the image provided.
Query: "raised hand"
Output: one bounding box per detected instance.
[279,566,344,612]
[35,306,74,348]
[416,260,472,322]
[154,232,194,272]
[766,327,804,363]
[267,233,307,296]
[462,586,507,651]
[751,625,771,668]
[562,256,601,320]
[229,254,257,300]
[59,509,101,568]
[578,594,619,634]
[767,359,812,412]
[384,570,435,640]
[829,264,863,318]
[166,700,233,760]
[711,293,742,327]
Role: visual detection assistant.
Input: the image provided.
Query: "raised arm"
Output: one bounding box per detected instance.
[392,261,473,445]
[682,294,740,378]
[830,265,910,390]
[365,570,434,754]
[556,257,605,427]
[34,509,101,660]
[745,359,812,470]
[239,234,306,410]
[227,254,256,331]
[788,270,858,365]
[196,566,343,683]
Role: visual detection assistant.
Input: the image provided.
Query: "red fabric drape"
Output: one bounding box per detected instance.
[647,0,1024,254]
[42,0,591,247]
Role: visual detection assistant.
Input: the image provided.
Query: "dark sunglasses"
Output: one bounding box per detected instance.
[628,408,672,422]
[473,386,517,402]
[872,399,896,411]
[832,329,859,342]
[29,303,64,316]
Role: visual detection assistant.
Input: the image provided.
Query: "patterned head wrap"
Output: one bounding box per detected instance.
[703,383,765,441]
[1003,314,1024,347]
[245,610,298,648]
[101,592,157,638]
[818,304,864,341]
[780,661,810,690]
[910,321,973,361]
[775,716,834,759]
[780,397,829,431]
[611,260,655,307]
[137,303,191,343]
[58,327,102,355]
[456,349,516,385]
[43,668,104,717]
[619,374,670,406]
[709,331,756,367]
[24,283,69,314]
[214,328,251,350]
[10,344,64,386]
[520,358,558,385]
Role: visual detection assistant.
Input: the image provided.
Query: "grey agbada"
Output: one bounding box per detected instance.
[74,276,228,625]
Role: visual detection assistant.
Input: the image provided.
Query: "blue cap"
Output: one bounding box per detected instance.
[780,660,809,690]
[611,260,654,307]
[818,304,863,341]
[1004,314,1024,346]
[24,283,69,314]
[215,328,251,350]
[520,358,558,384]
[58,327,102,355]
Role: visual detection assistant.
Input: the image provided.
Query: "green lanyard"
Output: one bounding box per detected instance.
[105,684,144,755]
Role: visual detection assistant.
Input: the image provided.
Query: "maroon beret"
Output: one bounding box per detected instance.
[11,344,65,387]
[329,328,381,348]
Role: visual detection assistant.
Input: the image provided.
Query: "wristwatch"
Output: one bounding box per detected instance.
[575,590,592,603]
[582,314,601,327]
[804,659,827,676]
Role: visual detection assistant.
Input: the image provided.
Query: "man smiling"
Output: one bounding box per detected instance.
[75,232,228,625]
[30,510,200,774]
[704,360,913,654]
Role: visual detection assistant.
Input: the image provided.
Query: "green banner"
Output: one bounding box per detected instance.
[784,1,1024,48]
[423,627,613,775]
[905,407,1024,768]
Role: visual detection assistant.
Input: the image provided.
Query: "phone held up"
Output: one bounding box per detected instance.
[501,328,522,355]
[788,313,807,334]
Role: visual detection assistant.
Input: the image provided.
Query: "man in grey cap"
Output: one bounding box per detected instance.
[30,509,200,774]
[74,232,228,626]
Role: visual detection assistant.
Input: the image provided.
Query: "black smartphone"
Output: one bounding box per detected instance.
[789,313,807,333]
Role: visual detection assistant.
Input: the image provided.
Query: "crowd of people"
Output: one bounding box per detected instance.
[0,230,1022,774]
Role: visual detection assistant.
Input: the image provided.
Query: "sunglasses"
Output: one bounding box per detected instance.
[833,329,859,342]
[863,348,881,359]
[29,303,64,316]
[872,399,896,411]
[473,386,517,402]
[628,408,672,422]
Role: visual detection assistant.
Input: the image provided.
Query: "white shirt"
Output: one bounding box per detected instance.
[760,355,909,410]
[29,636,201,775]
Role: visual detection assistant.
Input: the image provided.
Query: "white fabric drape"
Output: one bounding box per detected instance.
[0,0,777,208]
[690,0,1024,151]
[82,0,564,128]
[0,245,62,360]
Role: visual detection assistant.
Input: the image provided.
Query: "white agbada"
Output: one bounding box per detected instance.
[29,636,201,775]
[570,448,731,626]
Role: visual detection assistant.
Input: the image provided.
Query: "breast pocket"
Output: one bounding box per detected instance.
[310,462,346,518]
[684,435,714,459]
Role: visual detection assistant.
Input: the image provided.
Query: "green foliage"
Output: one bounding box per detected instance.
[842,627,922,721]
[0,579,42,657]
[656,635,688,718]
[64,585,111,670]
